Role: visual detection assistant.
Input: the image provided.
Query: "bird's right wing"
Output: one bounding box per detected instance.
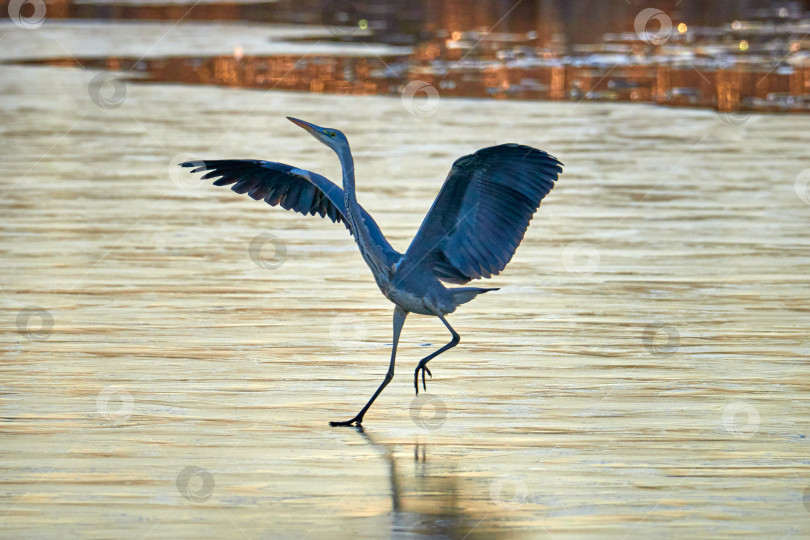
[180,159,400,263]
[403,144,562,284]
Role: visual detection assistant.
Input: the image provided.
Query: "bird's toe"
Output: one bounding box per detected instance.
[415,365,433,393]
[330,417,362,427]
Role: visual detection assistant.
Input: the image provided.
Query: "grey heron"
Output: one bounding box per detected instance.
[180,117,563,427]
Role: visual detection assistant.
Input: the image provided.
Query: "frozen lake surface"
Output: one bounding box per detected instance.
[1,21,810,539]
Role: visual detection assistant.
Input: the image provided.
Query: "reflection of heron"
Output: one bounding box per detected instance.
[180,117,563,426]
[356,429,500,539]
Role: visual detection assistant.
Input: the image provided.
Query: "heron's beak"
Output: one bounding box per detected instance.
[287,117,320,136]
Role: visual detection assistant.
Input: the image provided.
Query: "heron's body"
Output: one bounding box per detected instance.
[181,118,563,426]
[384,263,494,316]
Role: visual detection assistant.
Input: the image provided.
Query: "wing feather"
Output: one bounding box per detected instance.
[180,159,400,265]
[403,144,562,284]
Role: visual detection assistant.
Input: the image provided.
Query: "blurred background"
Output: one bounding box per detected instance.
[4,0,810,112]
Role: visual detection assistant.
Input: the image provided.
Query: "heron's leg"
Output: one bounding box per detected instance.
[330,306,408,427]
[414,313,460,394]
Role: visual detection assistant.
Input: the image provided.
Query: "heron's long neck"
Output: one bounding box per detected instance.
[336,144,389,280]
[337,145,359,212]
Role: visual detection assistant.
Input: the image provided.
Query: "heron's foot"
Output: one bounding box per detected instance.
[414,364,432,394]
[329,416,363,427]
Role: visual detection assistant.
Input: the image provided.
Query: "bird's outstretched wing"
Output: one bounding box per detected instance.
[180,159,400,263]
[403,144,562,284]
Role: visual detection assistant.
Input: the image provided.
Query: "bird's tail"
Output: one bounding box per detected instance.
[450,287,499,308]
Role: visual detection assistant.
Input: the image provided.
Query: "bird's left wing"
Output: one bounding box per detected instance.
[180,159,400,264]
[181,159,349,224]
[402,144,562,284]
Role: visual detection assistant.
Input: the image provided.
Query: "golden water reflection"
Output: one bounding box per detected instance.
[15,52,810,114]
[2,61,808,537]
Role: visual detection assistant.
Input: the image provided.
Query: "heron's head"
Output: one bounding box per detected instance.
[287,117,348,153]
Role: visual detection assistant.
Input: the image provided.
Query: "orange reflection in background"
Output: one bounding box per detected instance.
[15,52,810,113]
[5,0,810,113]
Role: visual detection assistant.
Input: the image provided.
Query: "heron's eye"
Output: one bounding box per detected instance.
[329,131,336,138]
